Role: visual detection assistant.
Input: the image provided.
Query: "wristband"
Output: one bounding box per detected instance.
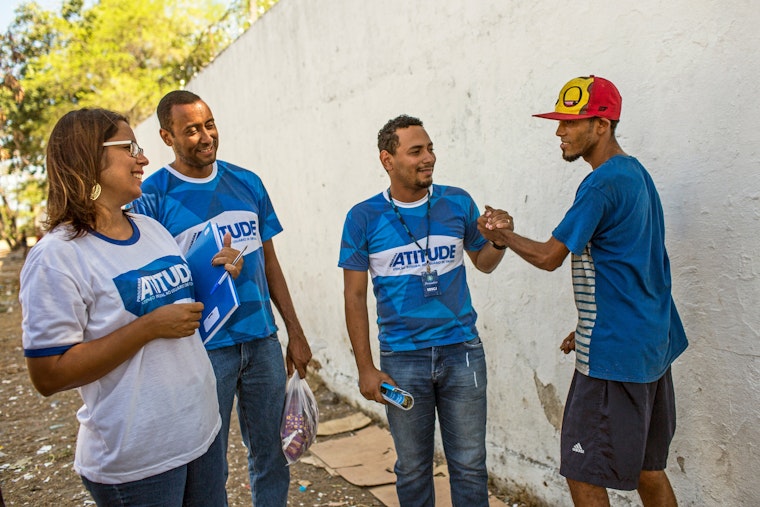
[490,241,507,250]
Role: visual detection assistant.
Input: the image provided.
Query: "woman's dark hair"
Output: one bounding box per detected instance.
[45,108,127,237]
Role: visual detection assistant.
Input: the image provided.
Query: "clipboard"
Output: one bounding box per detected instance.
[184,221,241,344]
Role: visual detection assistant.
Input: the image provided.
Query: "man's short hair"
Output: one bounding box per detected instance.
[378,115,423,155]
[157,90,203,133]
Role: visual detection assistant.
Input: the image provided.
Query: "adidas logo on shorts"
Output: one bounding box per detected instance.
[572,442,585,454]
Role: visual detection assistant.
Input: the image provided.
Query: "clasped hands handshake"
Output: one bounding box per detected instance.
[476,204,514,248]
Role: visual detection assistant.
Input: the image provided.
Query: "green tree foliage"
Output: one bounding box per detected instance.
[0,0,279,248]
[1,0,230,170]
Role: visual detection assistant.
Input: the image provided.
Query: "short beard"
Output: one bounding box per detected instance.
[562,119,595,163]
[181,151,217,169]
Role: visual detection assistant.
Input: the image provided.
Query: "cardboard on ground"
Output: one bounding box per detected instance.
[309,425,397,487]
[308,419,507,506]
[317,412,372,436]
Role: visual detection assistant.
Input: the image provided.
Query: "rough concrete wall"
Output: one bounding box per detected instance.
[135,1,760,505]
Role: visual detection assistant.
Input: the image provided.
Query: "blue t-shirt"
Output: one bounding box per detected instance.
[552,155,688,383]
[339,184,487,351]
[132,160,282,350]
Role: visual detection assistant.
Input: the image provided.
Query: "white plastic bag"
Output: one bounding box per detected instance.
[280,371,319,464]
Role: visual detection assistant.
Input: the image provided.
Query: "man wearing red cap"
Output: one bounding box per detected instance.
[479,76,688,506]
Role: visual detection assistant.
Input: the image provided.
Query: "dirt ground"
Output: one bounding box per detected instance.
[0,247,533,506]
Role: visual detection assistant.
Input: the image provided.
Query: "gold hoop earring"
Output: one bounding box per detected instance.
[90,183,102,201]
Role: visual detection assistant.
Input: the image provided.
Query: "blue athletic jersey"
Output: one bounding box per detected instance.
[553,155,688,383]
[339,184,487,351]
[133,160,282,350]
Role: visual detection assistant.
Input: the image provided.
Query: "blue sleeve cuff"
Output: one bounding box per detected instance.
[24,344,74,358]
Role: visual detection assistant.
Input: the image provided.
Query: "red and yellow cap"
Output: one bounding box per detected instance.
[533,75,621,121]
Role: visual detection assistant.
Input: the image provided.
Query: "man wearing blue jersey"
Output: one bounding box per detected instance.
[133,90,312,506]
[339,115,507,506]
[480,76,687,506]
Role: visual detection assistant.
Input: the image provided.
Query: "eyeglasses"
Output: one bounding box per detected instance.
[102,140,144,158]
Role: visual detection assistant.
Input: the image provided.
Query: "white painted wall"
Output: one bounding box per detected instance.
[135,1,760,505]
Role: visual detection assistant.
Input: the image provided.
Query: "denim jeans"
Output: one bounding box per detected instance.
[208,335,289,506]
[81,430,226,506]
[380,337,489,507]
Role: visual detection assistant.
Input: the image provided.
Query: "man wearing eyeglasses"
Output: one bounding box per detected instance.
[132,90,312,506]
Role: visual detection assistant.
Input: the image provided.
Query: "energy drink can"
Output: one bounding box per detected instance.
[380,382,414,410]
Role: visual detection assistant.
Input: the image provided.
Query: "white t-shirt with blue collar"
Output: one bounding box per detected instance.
[20,215,220,484]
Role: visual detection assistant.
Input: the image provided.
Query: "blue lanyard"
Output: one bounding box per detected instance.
[387,188,432,272]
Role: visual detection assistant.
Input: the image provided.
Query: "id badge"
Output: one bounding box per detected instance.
[421,269,441,297]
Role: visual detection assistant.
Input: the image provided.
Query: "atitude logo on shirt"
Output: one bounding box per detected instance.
[137,264,193,302]
[389,244,457,269]
[218,220,258,240]
[114,255,195,316]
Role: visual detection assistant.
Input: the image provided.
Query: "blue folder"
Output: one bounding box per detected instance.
[184,221,240,344]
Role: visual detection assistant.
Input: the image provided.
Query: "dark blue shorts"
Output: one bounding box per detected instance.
[559,367,676,490]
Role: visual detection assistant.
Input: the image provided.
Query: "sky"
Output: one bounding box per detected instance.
[0,1,20,32]
[0,0,61,33]
[1,0,237,33]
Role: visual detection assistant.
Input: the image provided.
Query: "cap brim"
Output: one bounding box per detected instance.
[532,112,596,120]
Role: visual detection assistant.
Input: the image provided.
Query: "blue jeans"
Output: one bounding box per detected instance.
[81,431,226,506]
[380,337,489,507]
[208,335,289,506]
